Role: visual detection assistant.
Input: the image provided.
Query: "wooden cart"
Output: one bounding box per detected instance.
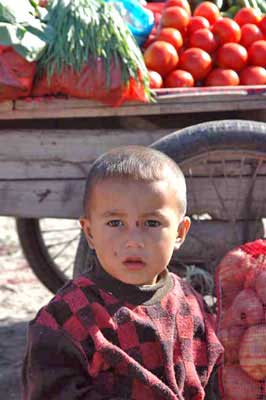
[1,86,266,292]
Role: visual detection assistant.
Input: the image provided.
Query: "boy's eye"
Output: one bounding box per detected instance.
[106,220,123,227]
[145,220,161,227]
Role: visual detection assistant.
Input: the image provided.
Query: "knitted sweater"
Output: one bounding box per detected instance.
[22,265,223,400]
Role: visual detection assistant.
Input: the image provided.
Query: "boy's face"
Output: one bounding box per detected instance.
[80,178,190,286]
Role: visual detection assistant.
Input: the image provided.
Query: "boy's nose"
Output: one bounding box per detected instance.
[125,239,144,249]
[125,227,144,248]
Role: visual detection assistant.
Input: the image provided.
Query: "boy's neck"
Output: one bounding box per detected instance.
[83,257,173,306]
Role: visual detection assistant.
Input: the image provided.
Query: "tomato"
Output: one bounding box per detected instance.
[144,41,179,77]
[216,43,248,71]
[156,28,183,51]
[193,2,220,26]
[248,40,266,67]
[234,7,261,27]
[180,47,212,80]
[187,16,210,36]
[259,16,266,37]
[239,66,266,85]
[189,28,217,53]
[161,6,190,32]
[148,70,163,88]
[205,68,239,86]
[240,24,263,48]
[212,17,241,44]
[142,34,156,50]
[164,0,191,15]
[164,69,194,87]
[150,26,157,36]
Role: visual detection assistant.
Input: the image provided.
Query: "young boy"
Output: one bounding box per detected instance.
[22,145,223,400]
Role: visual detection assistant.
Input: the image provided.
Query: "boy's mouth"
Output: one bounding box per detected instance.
[123,257,146,270]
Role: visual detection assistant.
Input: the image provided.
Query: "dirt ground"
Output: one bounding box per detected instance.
[0,217,54,399]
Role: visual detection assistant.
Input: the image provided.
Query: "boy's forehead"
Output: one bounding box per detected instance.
[92,164,181,190]
[92,175,176,194]
[88,175,185,212]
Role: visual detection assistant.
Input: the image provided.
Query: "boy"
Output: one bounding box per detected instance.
[22,145,223,400]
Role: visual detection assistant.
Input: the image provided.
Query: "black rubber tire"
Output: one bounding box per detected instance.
[150,119,266,159]
[16,218,67,293]
[73,119,266,277]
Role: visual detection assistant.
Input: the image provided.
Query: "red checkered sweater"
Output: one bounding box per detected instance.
[22,266,223,400]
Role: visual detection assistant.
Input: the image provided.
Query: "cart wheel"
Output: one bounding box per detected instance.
[73,119,266,300]
[16,217,80,293]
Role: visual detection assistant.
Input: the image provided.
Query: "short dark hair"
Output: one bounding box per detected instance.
[83,145,187,215]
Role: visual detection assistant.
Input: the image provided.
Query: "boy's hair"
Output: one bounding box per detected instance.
[83,145,187,216]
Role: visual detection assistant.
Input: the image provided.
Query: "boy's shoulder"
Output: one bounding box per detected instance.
[171,272,213,316]
[171,272,199,299]
[31,273,106,332]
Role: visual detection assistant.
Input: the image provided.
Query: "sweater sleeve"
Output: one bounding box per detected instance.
[191,288,224,382]
[22,323,123,400]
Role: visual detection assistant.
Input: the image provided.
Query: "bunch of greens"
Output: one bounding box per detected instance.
[38,0,151,99]
[0,0,53,61]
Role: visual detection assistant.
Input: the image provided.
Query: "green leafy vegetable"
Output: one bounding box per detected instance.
[0,0,54,61]
[38,0,151,99]
[0,0,36,24]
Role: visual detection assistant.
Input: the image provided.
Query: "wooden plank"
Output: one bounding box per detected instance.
[1,131,265,179]
[17,94,247,112]
[0,180,84,218]
[4,90,266,120]
[0,176,265,218]
[0,161,90,180]
[15,97,98,111]
[0,129,168,160]
[1,158,265,182]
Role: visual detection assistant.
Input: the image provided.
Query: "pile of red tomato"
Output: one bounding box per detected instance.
[143,1,266,88]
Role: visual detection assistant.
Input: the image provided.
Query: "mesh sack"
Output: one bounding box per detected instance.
[215,239,266,400]
[0,47,36,100]
[32,57,148,106]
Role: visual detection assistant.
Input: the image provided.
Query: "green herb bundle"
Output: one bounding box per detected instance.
[38,0,151,99]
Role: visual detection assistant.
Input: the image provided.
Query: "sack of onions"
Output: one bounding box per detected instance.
[215,239,266,399]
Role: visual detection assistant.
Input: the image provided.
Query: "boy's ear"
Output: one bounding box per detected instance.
[174,216,191,250]
[79,217,94,249]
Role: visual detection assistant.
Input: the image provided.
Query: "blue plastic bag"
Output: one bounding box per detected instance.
[105,0,154,45]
